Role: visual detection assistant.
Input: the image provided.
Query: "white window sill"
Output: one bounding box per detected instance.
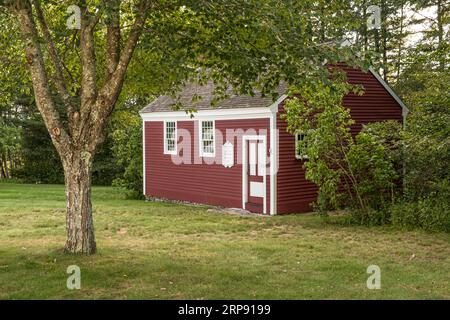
[200,153,215,158]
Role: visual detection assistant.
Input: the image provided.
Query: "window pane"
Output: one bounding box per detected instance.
[202,130,213,140]
[165,122,176,153]
[257,142,265,176]
[202,121,212,129]
[201,121,214,155]
[296,133,307,158]
[249,142,256,176]
[167,140,175,151]
[203,140,213,153]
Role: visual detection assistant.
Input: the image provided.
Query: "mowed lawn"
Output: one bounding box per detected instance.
[0,182,449,299]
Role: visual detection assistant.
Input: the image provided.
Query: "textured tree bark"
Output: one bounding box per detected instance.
[1,154,10,179]
[0,157,6,178]
[11,0,148,255]
[396,3,404,80]
[63,152,96,254]
[437,0,445,71]
[380,0,388,81]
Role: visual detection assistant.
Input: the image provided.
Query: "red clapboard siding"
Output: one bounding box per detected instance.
[145,118,271,212]
[276,67,403,214]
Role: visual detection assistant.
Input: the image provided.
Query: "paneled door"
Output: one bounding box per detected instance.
[243,136,266,214]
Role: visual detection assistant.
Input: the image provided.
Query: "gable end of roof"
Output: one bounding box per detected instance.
[369,67,409,117]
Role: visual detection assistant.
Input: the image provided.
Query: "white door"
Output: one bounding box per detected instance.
[243,136,266,214]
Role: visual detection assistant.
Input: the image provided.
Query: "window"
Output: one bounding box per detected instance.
[295,133,308,160]
[164,121,176,154]
[200,120,215,157]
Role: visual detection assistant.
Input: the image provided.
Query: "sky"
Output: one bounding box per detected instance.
[405,5,438,45]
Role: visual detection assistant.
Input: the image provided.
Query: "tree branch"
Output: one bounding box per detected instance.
[12,0,71,156]
[106,0,121,77]
[32,0,75,116]
[74,2,103,143]
[96,1,147,116]
[87,0,148,148]
[79,2,98,110]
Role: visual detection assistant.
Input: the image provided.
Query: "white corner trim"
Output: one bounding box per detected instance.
[269,108,278,216]
[142,121,146,195]
[270,94,288,113]
[368,67,409,118]
[242,138,248,211]
[163,120,177,155]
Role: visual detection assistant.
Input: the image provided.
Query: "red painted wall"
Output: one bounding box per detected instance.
[276,67,404,214]
[145,118,271,212]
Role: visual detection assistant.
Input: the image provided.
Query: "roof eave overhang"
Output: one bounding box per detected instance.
[141,69,408,122]
[140,94,288,121]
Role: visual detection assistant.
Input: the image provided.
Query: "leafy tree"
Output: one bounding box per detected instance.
[0,120,21,179]
[0,0,445,238]
[347,121,403,224]
[352,0,414,83]
[1,0,365,254]
[403,71,450,200]
[111,109,143,199]
[283,78,359,211]
[395,0,449,201]
[13,119,63,183]
[91,132,123,186]
[411,0,449,71]
[284,78,402,219]
[14,118,119,185]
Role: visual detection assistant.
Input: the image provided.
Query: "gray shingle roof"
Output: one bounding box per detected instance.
[140,81,287,113]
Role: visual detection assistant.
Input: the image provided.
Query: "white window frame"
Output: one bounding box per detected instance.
[164,121,177,155]
[295,132,309,160]
[199,120,215,157]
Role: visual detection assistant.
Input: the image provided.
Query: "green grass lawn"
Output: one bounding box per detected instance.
[0,182,449,299]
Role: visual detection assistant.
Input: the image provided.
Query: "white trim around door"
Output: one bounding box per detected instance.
[242,135,267,214]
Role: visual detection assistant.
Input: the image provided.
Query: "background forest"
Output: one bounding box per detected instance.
[0,0,448,231]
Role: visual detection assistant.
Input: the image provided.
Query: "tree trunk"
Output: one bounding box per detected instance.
[437,0,445,71]
[396,2,404,80]
[0,157,5,179]
[381,0,388,81]
[12,0,147,255]
[362,1,368,52]
[2,154,9,179]
[8,150,14,176]
[63,152,96,254]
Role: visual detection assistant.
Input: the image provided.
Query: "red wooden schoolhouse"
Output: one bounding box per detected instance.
[140,66,408,215]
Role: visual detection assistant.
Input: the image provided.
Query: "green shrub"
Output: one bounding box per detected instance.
[347,126,401,210]
[350,207,391,226]
[402,71,450,200]
[390,182,450,232]
[111,112,144,200]
[14,120,120,185]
